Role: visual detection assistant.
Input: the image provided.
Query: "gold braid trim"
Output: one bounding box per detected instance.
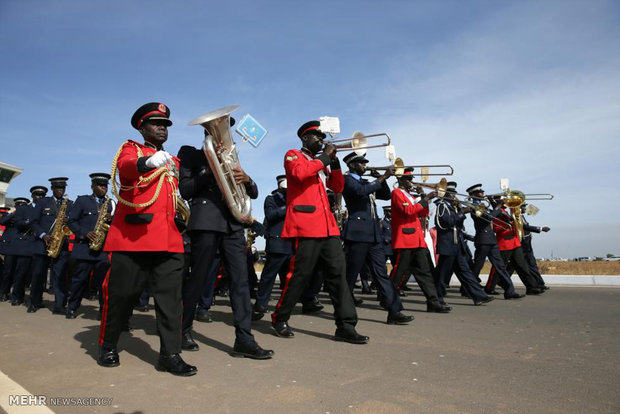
[110,142,178,210]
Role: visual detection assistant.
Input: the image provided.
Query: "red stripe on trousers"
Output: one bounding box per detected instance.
[486,266,496,291]
[98,252,113,346]
[272,238,298,323]
[391,250,403,287]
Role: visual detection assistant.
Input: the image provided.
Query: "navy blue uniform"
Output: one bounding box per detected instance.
[255,190,293,309]
[0,208,32,300]
[66,195,112,314]
[342,173,403,316]
[29,196,73,311]
[178,145,257,346]
[6,204,36,304]
[470,205,519,298]
[434,199,490,303]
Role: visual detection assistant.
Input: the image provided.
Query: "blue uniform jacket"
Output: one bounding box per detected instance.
[30,196,73,256]
[1,204,35,256]
[379,216,392,256]
[435,200,468,256]
[342,174,391,243]
[470,205,503,246]
[67,195,112,261]
[263,190,292,255]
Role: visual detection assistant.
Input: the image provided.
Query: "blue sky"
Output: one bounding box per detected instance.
[1,0,619,258]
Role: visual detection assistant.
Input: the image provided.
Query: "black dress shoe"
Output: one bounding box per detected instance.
[505,293,525,300]
[361,287,372,294]
[387,312,415,325]
[402,285,412,291]
[427,303,452,313]
[157,354,197,376]
[27,304,38,313]
[302,302,324,314]
[52,307,64,315]
[98,346,120,367]
[334,329,369,344]
[195,310,213,323]
[526,288,544,295]
[485,289,500,295]
[66,310,77,319]
[181,332,199,351]
[542,285,550,290]
[231,342,274,360]
[11,300,24,306]
[474,296,495,305]
[398,289,407,297]
[0,293,9,302]
[134,305,149,312]
[272,321,294,338]
[353,297,364,306]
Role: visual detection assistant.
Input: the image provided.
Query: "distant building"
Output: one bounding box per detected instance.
[0,161,23,207]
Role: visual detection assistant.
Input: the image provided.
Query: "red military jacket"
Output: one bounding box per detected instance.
[104,140,184,253]
[390,187,429,249]
[493,208,521,251]
[281,149,344,239]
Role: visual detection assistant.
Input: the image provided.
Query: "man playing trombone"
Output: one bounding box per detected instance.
[341,152,413,325]
[390,168,451,313]
[434,183,494,305]
[466,184,527,299]
[271,120,368,344]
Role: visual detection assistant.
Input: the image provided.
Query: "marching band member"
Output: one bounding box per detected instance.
[177,127,274,360]
[517,203,550,289]
[341,152,413,325]
[29,177,73,314]
[466,184,526,299]
[65,173,113,319]
[434,183,494,305]
[492,200,545,295]
[390,168,451,313]
[98,102,196,376]
[271,120,368,344]
[0,196,33,302]
[253,175,293,320]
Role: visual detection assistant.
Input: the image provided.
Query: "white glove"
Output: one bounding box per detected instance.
[145,151,172,169]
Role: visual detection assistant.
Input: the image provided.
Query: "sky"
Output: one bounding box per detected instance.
[1,0,619,258]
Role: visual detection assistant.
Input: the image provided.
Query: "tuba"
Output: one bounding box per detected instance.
[188,105,252,224]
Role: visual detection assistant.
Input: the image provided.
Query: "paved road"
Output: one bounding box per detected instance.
[1,286,619,414]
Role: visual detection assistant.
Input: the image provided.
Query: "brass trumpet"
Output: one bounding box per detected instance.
[398,177,449,198]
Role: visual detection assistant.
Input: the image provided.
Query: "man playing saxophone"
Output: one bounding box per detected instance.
[29,177,73,314]
[66,173,114,319]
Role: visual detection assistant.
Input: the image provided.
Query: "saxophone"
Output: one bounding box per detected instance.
[47,196,72,258]
[89,196,111,251]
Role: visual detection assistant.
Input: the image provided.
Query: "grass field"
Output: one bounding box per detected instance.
[255,260,620,275]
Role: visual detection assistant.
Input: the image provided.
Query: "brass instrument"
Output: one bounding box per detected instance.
[176,198,190,233]
[328,131,392,154]
[366,157,454,178]
[47,195,72,258]
[398,177,449,198]
[89,196,111,251]
[446,195,512,231]
[188,105,252,224]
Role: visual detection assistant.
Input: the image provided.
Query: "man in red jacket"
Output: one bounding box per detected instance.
[390,168,451,313]
[271,120,368,344]
[98,102,196,376]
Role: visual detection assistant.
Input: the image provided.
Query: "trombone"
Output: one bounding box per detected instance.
[327,131,392,154]
[363,157,454,178]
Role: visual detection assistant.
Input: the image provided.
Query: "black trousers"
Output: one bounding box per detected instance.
[511,247,546,286]
[0,255,16,295]
[472,244,517,296]
[68,256,110,312]
[390,248,441,305]
[345,241,403,315]
[255,252,291,309]
[272,237,357,332]
[99,251,183,355]
[8,256,32,300]
[184,230,254,345]
[496,247,540,290]
[436,253,487,302]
